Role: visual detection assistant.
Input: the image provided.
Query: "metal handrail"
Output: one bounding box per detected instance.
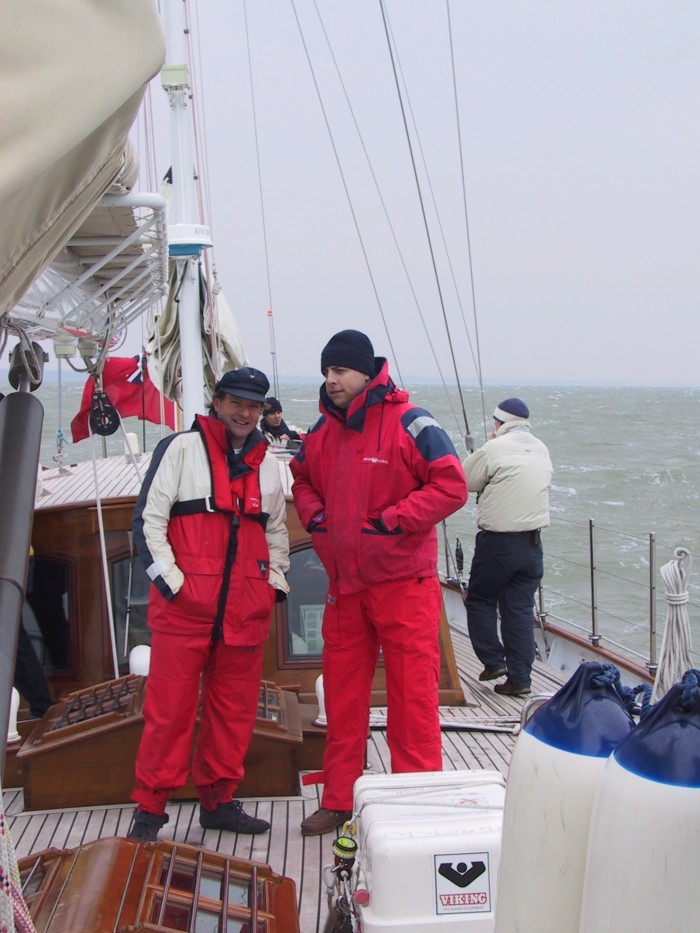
[589,519,598,646]
[446,515,699,674]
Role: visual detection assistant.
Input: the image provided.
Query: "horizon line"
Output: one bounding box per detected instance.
[1,369,699,391]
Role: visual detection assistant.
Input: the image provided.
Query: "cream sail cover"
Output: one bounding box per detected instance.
[0,0,166,320]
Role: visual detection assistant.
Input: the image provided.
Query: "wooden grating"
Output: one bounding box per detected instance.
[18,836,299,932]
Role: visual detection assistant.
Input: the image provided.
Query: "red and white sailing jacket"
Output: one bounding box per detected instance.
[133,415,289,646]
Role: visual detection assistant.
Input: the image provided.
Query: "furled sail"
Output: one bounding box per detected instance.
[148,264,248,405]
[0,1,167,331]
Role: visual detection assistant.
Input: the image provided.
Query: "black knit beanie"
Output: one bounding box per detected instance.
[320,330,375,377]
[264,396,283,414]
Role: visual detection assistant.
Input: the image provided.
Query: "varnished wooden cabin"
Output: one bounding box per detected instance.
[27,453,465,707]
[6,452,463,806]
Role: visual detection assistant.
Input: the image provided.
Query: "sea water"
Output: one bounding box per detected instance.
[284,380,700,662]
[6,372,699,662]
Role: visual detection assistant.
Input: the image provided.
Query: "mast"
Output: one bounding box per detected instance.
[161,0,211,425]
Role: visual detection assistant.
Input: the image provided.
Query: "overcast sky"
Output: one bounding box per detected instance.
[136,0,699,387]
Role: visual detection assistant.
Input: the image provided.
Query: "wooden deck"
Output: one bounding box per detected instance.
[4,627,566,933]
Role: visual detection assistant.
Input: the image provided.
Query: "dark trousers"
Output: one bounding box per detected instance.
[14,621,54,718]
[465,530,543,686]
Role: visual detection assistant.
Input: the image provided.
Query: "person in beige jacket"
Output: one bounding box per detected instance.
[461,397,552,696]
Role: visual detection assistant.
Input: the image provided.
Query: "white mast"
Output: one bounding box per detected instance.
[161,0,211,424]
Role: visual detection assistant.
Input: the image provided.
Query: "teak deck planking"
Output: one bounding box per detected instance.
[5,626,565,933]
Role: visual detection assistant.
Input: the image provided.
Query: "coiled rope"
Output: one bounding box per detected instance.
[0,781,36,931]
[652,548,693,702]
[678,668,700,712]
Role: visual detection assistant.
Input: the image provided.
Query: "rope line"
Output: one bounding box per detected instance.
[446,0,487,439]
[378,0,471,442]
[309,0,455,410]
[589,663,652,716]
[652,549,693,702]
[678,668,700,712]
[290,0,403,386]
[243,0,279,397]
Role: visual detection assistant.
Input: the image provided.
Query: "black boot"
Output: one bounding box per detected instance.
[127,809,169,842]
[199,800,270,834]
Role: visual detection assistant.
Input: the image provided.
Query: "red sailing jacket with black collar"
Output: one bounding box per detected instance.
[290,359,467,595]
[133,414,289,646]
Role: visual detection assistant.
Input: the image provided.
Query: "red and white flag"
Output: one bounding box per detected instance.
[70,355,176,442]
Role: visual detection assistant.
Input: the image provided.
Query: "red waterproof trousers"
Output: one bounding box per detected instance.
[320,576,443,811]
[132,629,264,815]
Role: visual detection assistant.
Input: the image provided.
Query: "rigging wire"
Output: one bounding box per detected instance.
[187,0,213,230]
[378,0,473,449]
[378,7,475,435]
[186,2,215,335]
[446,0,488,440]
[383,9,483,408]
[183,0,222,380]
[244,0,280,397]
[136,58,170,375]
[310,0,458,426]
[267,309,280,398]
[290,0,404,386]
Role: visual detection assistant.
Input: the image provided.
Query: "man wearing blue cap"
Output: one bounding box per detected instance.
[462,398,553,696]
[128,367,289,841]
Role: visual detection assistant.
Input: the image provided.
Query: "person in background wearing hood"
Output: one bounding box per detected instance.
[128,367,290,842]
[462,398,553,697]
[260,396,300,444]
[290,329,467,836]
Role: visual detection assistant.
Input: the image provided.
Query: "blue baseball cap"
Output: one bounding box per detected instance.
[214,367,269,403]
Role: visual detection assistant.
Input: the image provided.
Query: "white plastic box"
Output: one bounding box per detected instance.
[352,770,505,932]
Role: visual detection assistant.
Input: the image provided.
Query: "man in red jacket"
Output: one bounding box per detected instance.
[127,367,289,842]
[291,330,467,835]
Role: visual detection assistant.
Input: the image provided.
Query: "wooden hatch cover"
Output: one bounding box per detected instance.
[17,676,303,810]
[18,836,299,932]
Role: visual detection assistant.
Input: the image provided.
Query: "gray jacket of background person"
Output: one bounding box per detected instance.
[462,419,553,532]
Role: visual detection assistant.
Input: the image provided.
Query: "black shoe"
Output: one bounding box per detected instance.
[478,666,507,681]
[127,810,169,842]
[199,800,270,834]
[494,679,531,697]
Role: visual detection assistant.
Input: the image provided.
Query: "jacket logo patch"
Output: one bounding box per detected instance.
[327,595,335,605]
[362,456,389,465]
[257,560,269,577]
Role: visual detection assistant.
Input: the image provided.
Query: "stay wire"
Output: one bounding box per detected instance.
[186,1,219,371]
[290,0,403,386]
[244,0,279,397]
[384,8,481,393]
[380,6,475,436]
[378,0,472,444]
[187,0,213,236]
[446,0,487,439]
[310,0,458,426]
